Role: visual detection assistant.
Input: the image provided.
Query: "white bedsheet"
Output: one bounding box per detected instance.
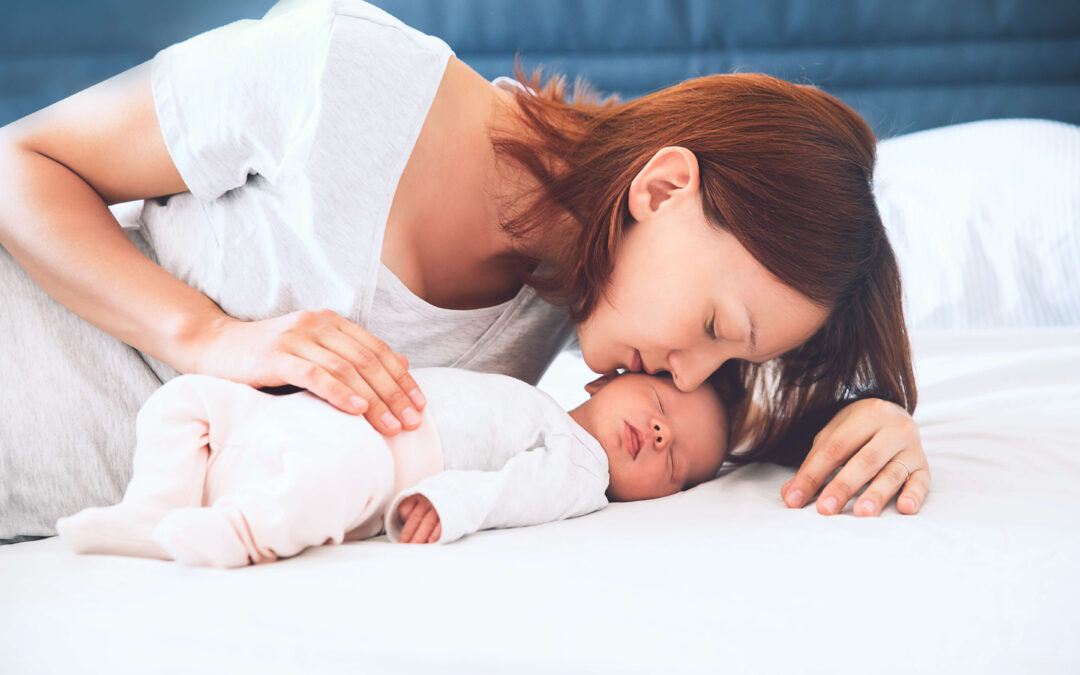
[2,327,1079,674]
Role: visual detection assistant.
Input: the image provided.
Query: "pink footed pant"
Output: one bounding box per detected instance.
[56,374,443,567]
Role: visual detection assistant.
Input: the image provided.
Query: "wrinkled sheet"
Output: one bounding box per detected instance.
[2,328,1078,674]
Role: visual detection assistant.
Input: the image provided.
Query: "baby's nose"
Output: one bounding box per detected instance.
[649,420,671,450]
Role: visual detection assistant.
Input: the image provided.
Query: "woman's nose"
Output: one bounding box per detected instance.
[648,419,671,451]
[668,351,724,392]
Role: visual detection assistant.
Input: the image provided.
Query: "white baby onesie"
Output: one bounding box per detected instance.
[56,369,609,566]
[387,368,611,544]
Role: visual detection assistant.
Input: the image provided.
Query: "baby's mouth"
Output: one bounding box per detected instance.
[623,422,643,460]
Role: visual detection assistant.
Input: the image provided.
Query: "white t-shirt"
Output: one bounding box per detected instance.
[138,0,575,385]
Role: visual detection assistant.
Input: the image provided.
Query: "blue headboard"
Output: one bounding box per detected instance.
[3,0,1078,137]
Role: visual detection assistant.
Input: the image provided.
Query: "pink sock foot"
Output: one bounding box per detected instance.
[152,507,252,568]
[56,505,171,560]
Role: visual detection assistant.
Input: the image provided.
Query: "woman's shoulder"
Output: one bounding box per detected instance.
[265,0,451,56]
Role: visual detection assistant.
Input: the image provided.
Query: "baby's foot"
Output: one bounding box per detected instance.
[153,507,251,568]
[56,505,171,560]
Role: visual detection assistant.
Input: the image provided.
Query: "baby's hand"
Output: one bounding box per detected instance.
[397,494,441,544]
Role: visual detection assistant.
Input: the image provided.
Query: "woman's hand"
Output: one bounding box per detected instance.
[190,309,426,435]
[780,398,930,517]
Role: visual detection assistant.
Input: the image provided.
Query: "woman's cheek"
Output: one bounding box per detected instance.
[575,323,611,373]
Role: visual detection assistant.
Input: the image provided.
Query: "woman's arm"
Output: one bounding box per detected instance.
[0,63,424,435]
[0,63,213,371]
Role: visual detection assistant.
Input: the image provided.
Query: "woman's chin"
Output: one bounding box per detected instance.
[577,345,600,373]
[578,342,617,375]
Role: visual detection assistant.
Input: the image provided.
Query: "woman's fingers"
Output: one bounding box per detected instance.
[272,310,424,435]
[333,316,425,407]
[813,425,909,516]
[781,402,878,508]
[193,310,427,435]
[896,465,931,515]
[311,323,425,434]
[782,398,926,516]
[850,455,907,517]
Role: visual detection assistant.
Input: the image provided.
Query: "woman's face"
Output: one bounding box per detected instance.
[576,148,829,392]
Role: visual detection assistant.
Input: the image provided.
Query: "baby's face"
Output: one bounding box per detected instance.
[569,373,728,502]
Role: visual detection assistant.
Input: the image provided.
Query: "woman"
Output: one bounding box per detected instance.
[0,0,927,540]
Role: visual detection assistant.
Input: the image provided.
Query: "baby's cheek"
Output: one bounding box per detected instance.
[607,468,670,502]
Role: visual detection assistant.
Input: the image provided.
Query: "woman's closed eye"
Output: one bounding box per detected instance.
[709,313,765,364]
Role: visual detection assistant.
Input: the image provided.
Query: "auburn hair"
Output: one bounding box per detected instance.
[490,58,916,466]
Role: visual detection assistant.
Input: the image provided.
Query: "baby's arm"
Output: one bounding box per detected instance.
[386,433,609,544]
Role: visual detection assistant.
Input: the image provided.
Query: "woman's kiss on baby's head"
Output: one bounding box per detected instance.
[568,372,729,502]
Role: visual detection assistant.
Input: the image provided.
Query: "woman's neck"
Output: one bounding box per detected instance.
[434,61,559,264]
[382,58,563,309]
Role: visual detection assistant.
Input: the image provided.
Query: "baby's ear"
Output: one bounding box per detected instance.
[584,372,621,397]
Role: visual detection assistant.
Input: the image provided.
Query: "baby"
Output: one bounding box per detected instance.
[57,367,729,567]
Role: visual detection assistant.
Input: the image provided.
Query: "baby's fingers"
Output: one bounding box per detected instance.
[398,501,426,543]
[409,508,440,544]
[397,495,418,522]
[398,495,439,543]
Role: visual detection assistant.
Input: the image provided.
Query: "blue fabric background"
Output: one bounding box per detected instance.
[2,0,1078,137]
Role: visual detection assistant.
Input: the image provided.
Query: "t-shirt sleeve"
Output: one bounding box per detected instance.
[384,433,609,544]
[150,1,334,202]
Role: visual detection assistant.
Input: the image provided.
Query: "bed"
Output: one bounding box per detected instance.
[3,1,1080,673]
[2,329,1079,673]
[2,117,1079,672]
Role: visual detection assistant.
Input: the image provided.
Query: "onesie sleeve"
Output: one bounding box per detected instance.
[385,433,609,544]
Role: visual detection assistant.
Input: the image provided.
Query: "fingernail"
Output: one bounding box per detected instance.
[349,395,367,413]
[900,496,916,512]
[787,490,804,508]
[408,388,427,408]
[823,496,839,514]
[856,499,874,516]
[381,412,401,431]
[402,407,421,426]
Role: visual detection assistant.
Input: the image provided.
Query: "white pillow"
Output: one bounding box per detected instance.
[873,119,1080,329]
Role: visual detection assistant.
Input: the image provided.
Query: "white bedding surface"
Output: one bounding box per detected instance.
[2,327,1079,674]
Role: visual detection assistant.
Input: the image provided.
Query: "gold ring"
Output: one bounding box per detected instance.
[887,458,912,481]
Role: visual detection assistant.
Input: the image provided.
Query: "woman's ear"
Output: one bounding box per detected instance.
[584,372,621,396]
[627,146,699,223]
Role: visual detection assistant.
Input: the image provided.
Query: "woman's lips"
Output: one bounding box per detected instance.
[630,349,643,373]
[623,421,643,460]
